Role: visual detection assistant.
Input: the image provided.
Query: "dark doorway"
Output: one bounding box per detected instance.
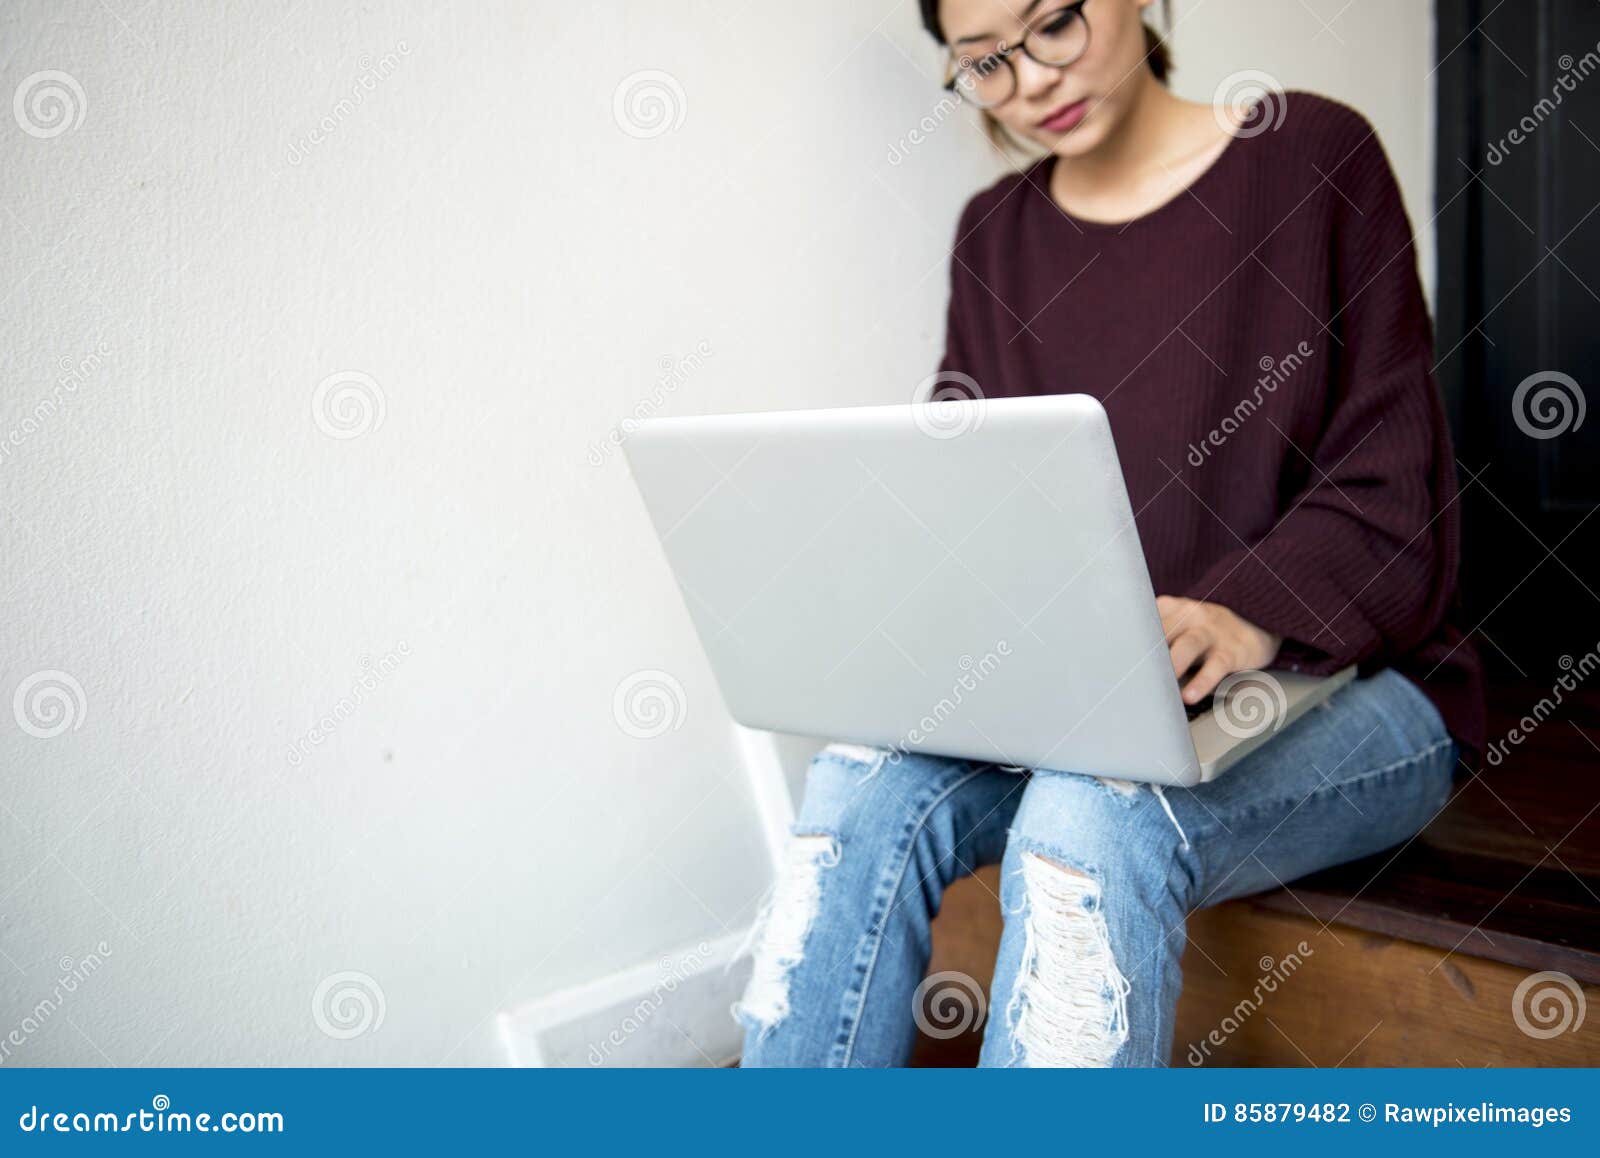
[1435,0,1600,681]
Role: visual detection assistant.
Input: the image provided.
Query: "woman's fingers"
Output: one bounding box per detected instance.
[1158,594,1279,701]
[1167,627,1212,681]
[1156,595,1201,643]
[1182,650,1236,704]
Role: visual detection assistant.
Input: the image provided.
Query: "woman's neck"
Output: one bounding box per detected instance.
[1048,75,1235,224]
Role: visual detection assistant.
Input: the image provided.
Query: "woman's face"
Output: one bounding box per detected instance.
[937,0,1157,155]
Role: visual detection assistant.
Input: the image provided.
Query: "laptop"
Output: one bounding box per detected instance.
[623,393,1354,787]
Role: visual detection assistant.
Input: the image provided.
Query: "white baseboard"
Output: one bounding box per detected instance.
[496,725,816,1067]
[498,928,753,1067]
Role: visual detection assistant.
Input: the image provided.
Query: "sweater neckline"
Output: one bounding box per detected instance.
[1034,114,1254,235]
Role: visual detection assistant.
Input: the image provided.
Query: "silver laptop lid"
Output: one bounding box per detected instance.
[624,394,1202,785]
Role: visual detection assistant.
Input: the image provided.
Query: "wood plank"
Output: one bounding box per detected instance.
[910,866,1002,1067]
[1178,904,1600,1067]
[1267,691,1600,980]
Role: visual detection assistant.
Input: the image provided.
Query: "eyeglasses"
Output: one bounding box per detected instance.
[943,0,1092,110]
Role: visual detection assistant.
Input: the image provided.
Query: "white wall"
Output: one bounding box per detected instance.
[0,0,1432,1066]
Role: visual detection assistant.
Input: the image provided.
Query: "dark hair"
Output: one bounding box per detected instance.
[918,0,1173,84]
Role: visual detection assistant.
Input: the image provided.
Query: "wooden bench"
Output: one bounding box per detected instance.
[912,684,1600,1066]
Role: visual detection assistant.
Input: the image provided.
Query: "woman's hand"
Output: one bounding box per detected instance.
[1156,596,1283,705]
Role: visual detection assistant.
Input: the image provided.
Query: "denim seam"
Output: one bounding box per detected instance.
[1149,846,1197,1067]
[1340,737,1455,788]
[836,765,994,1067]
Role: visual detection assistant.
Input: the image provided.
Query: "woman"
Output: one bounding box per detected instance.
[736,0,1484,1067]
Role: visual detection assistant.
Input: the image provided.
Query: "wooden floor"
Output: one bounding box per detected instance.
[909,681,1600,1066]
[1258,684,1600,984]
[1176,905,1598,1066]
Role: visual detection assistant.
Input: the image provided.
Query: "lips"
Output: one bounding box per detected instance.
[1038,97,1089,134]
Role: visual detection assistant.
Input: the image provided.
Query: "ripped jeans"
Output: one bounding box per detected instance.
[736,668,1456,1067]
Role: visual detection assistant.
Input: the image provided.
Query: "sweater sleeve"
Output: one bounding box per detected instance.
[1183,127,1462,673]
[938,197,991,384]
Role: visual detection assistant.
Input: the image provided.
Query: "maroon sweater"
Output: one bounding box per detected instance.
[940,93,1484,770]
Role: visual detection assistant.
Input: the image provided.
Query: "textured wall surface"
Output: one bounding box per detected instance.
[0,1,1430,1065]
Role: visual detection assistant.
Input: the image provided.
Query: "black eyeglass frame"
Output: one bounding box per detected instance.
[941,0,1092,110]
